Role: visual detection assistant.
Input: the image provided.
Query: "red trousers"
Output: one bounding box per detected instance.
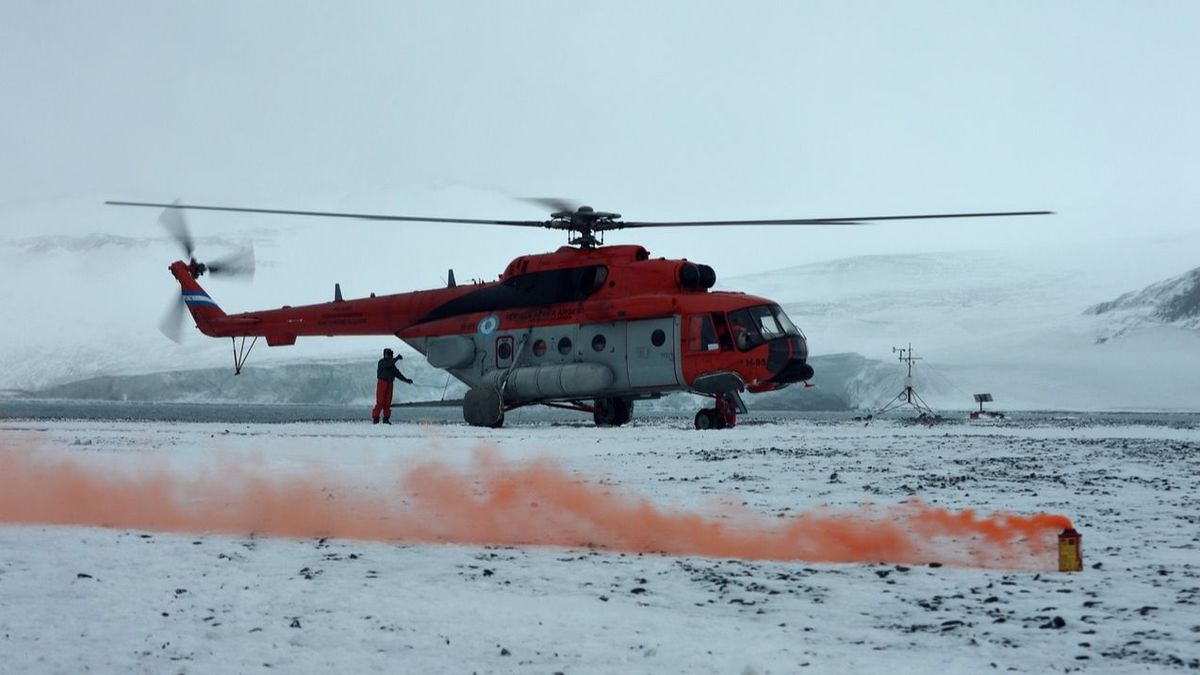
[715,392,738,428]
[372,379,394,420]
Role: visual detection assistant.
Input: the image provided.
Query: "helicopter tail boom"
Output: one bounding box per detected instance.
[168,260,228,336]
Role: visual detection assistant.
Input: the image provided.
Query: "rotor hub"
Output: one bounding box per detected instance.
[550,205,624,248]
[188,258,208,278]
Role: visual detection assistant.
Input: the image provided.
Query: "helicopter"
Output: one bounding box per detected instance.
[107,199,1050,429]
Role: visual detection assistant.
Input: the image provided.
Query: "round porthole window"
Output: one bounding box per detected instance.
[592,334,607,352]
[651,329,666,347]
[557,337,573,355]
[532,339,547,357]
[496,341,512,360]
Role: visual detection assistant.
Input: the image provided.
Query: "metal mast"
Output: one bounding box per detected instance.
[873,343,938,419]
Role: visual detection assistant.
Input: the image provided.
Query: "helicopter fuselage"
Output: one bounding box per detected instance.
[169,243,814,425]
[128,197,1049,428]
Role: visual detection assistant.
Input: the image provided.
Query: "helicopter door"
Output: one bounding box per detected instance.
[627,318,679,388]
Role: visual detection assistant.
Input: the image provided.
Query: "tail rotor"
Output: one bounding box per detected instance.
[157,201,254,342]
[159,293,188,343]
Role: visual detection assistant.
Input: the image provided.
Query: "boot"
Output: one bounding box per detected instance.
[382,418,392,425]
[372,417,380,424]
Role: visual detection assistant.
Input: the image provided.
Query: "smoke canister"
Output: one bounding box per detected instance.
[1058,528,1082,572]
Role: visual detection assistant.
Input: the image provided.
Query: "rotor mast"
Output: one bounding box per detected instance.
[550,205,621,248]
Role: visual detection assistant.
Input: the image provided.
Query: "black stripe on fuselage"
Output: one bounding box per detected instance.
[415,265,608,325]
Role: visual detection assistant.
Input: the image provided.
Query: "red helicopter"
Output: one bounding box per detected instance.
[108,199,1049,429]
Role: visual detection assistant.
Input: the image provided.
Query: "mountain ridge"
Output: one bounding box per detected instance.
[1086,266,1200,341]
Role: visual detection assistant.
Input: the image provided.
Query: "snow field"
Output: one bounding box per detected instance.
[0,417,1197,673]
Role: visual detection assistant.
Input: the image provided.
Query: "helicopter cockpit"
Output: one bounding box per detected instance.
[726,304,803,350]
[684,303,812,389]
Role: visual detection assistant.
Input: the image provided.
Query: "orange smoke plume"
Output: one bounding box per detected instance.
[0,445,1072,570]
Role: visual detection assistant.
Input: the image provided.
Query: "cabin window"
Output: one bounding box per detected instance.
[557,337,573,355]
[650,328,666,347]
[532,339,547,357]
[496,339,513,361]
[591,334,607,352]
[494,335,514,368]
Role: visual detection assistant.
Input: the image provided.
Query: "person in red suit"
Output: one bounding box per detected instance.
[372,348,413,424]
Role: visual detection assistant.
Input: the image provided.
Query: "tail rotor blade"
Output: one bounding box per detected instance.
[206,245,255,280]
[158,200,195,258]
[158,294,187,343]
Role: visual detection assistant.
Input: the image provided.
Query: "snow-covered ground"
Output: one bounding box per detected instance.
[1,416,1197,673]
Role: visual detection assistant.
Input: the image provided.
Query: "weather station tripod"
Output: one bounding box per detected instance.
[873,343,938,419]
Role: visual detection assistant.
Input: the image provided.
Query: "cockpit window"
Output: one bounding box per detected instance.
[727,309,762,350]
[753,306,785,340]
[727,304,800,350]
[771,305,802,337]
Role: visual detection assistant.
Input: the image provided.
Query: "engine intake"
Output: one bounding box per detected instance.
[678,263,717,291]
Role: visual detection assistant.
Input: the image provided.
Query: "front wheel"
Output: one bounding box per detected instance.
[695,408,716,430]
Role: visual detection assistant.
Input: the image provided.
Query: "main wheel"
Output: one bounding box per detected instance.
[694,408,716,430]
[594,397,633,427]
[614,398,633,426]
[593,398,615,426]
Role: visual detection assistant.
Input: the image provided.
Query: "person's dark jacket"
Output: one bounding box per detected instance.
[377,356,412,384]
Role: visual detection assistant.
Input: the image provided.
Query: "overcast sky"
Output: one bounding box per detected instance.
[2,1,1198,312]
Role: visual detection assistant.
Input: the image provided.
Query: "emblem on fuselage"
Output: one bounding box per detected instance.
[477,313,500,336]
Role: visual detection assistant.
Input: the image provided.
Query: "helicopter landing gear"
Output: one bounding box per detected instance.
[694,408,725,430]
[463,385,505,428]
[593,397,633,427]
[694,391,742,430]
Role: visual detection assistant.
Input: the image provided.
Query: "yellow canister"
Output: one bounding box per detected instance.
[1058,528,1082,572]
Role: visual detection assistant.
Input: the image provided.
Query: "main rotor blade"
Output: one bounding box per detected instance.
[206,246,256,279]
[616,210,1053,228]
[158,294,186,343]
[157,200,194,257]
[114,200,1053,233]
[108,201,548,227]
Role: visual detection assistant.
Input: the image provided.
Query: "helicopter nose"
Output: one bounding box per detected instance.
[767,336,814,384]
[775,359,815,383]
